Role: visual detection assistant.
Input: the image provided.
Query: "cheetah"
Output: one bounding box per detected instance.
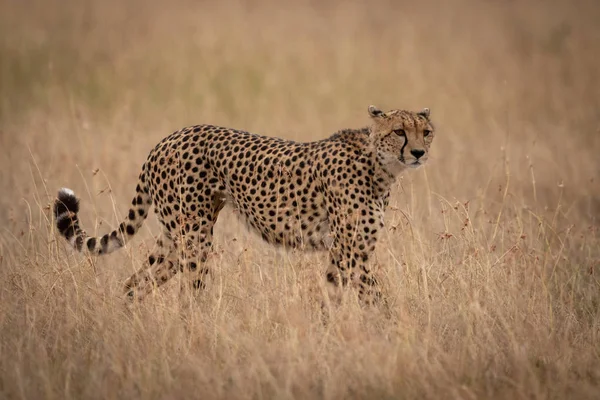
[54,105,435,304]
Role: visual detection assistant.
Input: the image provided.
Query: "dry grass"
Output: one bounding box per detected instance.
[1,0,599,398]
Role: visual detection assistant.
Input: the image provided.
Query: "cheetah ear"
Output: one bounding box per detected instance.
[418,108,431,119]
[368,105,384,118]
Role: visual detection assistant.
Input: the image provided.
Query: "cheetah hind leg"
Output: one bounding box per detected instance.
[176,225,217,302]
[123,234,178,302]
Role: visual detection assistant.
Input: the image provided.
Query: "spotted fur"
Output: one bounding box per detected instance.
[54,105,435,303]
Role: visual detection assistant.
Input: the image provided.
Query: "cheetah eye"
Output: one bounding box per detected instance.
[424,130,432,137]
[393,129,406,137]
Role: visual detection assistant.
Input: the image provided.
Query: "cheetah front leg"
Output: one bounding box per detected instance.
[326,248,381,305]
[325,201,385,305]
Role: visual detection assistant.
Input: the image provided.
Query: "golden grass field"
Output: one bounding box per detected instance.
[1,0,599,398]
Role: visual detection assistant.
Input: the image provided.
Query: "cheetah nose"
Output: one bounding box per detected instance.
[411,149,425,159]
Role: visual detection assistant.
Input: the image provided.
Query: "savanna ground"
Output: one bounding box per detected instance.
[1,0,599,398]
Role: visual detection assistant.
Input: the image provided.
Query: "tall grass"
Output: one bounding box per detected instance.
[0,0,599,398]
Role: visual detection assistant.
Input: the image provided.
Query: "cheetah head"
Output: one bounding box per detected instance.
[367,105,435,174]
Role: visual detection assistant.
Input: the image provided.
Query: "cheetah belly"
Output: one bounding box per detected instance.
[226,191,332,251]
[237,209,332,250]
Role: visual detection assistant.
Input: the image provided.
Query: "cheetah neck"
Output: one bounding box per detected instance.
[373,152,400,195]
[376,150,408,180]
[361,132,400,199]
[324,126,398,199]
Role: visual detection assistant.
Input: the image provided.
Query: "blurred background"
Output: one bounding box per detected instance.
[1,0,598,222]
[1,0,599,214]
[0,0,599,398]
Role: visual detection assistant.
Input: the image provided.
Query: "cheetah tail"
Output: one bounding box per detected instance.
[54,182,152,255]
